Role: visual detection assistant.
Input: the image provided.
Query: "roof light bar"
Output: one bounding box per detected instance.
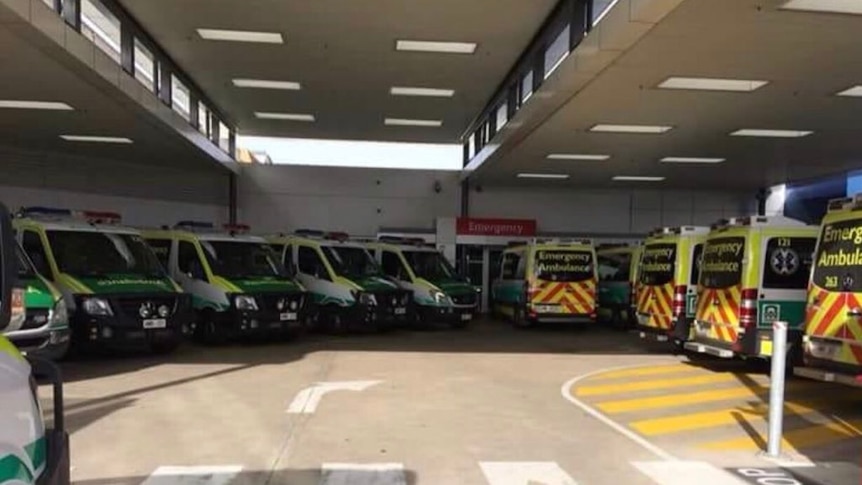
[175,220,215,230]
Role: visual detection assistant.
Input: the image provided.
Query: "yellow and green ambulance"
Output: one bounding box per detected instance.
[1,202,70,485]
[491,238,598,328]
[685,215,817,364]
[15,207,191,355]
[597,243,642,329]
[142,222,308,343]
[2,242,69,360]
[797,195,862,385]
[366,237,477,328]
[267,231,412,332]
[635,226,708,348]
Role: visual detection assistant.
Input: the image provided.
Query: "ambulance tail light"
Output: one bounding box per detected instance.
[672,285,687,317]
[740,288,758,329]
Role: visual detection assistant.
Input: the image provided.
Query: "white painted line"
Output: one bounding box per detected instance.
[632,461,746,485]
[287,380,383,414]
[561,367,676,461]
[320,462,406,485]
[140,465,243,485]
[479,461,578,485]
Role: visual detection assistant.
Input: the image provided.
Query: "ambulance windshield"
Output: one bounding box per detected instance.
[534,250,593,282]
[403,250,458,281]
[700,236,745,289]
[813,218,862,292]
[639,243,676,286]
[47,230,166,279]
[200,240,284,279]
[15,244,35,279]
[323,246,383,279]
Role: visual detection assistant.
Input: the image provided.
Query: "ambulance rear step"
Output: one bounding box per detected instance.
[794,366,862,387]
[684,341,734,358]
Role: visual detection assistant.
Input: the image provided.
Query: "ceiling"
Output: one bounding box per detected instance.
[116,0,559,143]
[0,13,226,173]
[469,0,862,191]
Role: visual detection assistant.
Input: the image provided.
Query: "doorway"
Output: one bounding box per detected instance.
[457,245,505,314]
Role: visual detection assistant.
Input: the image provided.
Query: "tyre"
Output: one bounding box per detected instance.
[198,309,226,345]
[513,306,531,329]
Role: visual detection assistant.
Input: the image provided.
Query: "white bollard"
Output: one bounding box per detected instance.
[766,320,788,458]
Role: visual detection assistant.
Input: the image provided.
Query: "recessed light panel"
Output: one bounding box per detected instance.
[836,85,862,97]
[590,124,673,134]
[233,79,300,90]
[384,118,442,127]
[390,87,455,97]
[517,173,570,179]
[657,77,768,92]
[546,154,610,161]
[660,157,725,164]
[197,29,283,44]
[730,129,813,138]
[0,100,73,110]
[255,112,315,121]
[396,40,477,54]
[613,176,665,181]
[60,135,133,143]
[781,0,862,15]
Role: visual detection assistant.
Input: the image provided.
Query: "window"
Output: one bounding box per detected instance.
[598,254,631,282]
[814,218,862,291]
[145,238,172,269]
[544,25,571,79]
[521,70,534,103]
[198,102,211,137]
[219,121,230,153]
[640,243,677,286]
[763,237,815,290]
[80,0,121,64]
[468,133,476,159]
[689,244,704,286]
[171,75,191,121]
[382,251,406,279]
[134,39,156,92]
[534,250,593,282]
[298,246,328,280]
[22,231,51,277]
[515,254,527,279]
[178,241,204,279]
[700,237,745,289]
[501,252,521,280]
[41,0,57,11]
[496,102,508,131]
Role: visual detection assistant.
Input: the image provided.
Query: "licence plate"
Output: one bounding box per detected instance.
[461,313,472,321]
[394,307,406,315]
[811,340,840,359]
[142,318,167,329]
[280,312,297,321]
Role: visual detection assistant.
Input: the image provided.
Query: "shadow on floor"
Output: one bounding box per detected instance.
[73,467,419,485]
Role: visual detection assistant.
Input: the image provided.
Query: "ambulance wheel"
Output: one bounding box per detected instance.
[513,307,531,329]
[199,309,227,345]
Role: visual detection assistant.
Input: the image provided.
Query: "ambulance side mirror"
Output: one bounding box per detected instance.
[0,203,15,331]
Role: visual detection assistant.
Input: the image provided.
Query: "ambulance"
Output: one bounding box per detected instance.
[685,215,817,364]
[797,195,862,385]
[0,202,70,485]
[266,230,413,332]
[491,238,598,327]
[15,207,191,355]
[596,243,642,328]
[2,242,70,360]
[635,226,709,348]
[366,237,477,328]
[141,222,308,343]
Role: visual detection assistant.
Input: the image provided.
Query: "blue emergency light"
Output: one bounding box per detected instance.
[18,206,73,218]
[175,220,215,229]
[295,229,325,237]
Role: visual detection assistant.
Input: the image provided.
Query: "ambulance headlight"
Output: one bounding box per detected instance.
[431,290,450,306]
[82,297,112,316]
[234,295,258,311]
[352,291,376,306]
[50,298,68,326]
[157,304,171,318]
[289,299,298,311]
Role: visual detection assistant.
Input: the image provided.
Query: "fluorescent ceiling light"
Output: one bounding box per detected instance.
[730,129,813,138]
[781,0,862,15]
[255,112,315,122]
[232,79,300,90]
[517,173,570,179]
[546,154,610,161]
[384,118,442,127]
[836,85,862,97]
[0,100,73,110]
[658,77,769,92]
[197,29,283,44]
[590,124,673,134]
[660,157,725,164]
[60,135,132,144]
[396,40,477,54]
[613,176,665,181]
[390,87,455,97]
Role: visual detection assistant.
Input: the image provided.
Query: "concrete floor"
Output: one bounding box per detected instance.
[42,320,862,485]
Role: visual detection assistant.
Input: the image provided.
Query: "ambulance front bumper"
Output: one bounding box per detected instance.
[224,292,309,335]
[72,293,192,347]
[417,304,474,324]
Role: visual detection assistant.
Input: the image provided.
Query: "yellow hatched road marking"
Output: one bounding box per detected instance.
[575,374,747,397]
[589,365,702,381]
[702,418,862,451]
[595,379,822,414]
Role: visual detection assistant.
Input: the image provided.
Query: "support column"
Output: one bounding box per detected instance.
[228,173,238,224]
